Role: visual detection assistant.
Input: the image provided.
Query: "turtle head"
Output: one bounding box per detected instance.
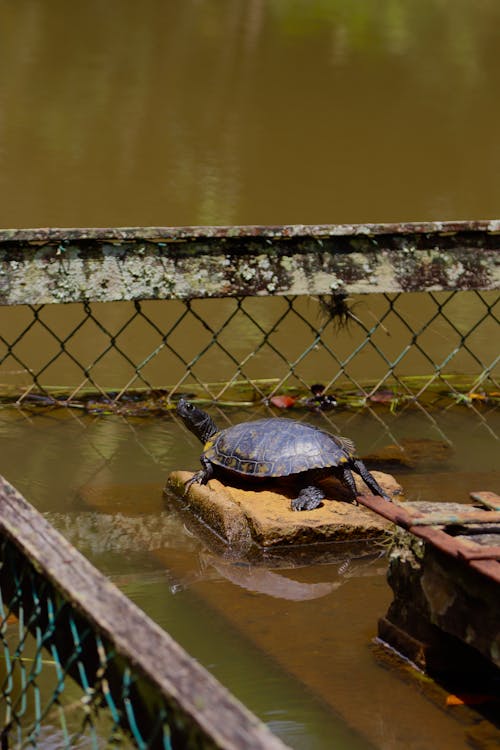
[176,399,218,444]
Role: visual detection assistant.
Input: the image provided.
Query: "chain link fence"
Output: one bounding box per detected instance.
[0,290,498,408]
[0,223,498,409]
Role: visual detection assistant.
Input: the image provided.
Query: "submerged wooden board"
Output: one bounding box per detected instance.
[1,220,499,304]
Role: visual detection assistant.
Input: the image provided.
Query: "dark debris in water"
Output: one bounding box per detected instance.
[6,384,499,415]
[268,384,337,411]
[305,384,338,412]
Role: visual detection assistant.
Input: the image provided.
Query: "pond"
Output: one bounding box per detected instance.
[1,0,500,746]
[1,402,498,748]
[1,0,500,228]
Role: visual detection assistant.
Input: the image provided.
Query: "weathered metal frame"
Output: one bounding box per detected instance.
[1,221,499,305]
[0,474,289,750]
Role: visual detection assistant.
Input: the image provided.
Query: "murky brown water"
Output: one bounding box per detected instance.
[2,0,500,227]
[1,1,500,747]
[1,404,499,748]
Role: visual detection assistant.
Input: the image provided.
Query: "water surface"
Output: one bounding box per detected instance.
[1,1,500,227]
[1,403,498,748]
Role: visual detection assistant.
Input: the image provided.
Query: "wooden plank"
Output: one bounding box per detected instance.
[1,220,499,304]
[409,510,500,526]
[470,491,500,511]
[0,475,289,750]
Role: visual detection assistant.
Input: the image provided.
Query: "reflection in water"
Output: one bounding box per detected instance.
[175,554,342,600]
[168,551,388,601]
[1,1,500,226]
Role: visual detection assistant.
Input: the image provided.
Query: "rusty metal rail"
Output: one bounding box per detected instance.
[356,491,500,585]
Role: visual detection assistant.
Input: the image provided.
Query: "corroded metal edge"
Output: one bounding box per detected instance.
[1,219,500,242]
[1,220,499,304]
[0,474,290,750]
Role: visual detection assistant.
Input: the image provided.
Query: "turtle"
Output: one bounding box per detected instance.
[176,399,391,511]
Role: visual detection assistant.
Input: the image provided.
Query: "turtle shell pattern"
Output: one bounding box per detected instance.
[202,418,356,478]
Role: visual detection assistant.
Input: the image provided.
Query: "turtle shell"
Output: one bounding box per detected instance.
[202,418,356,478]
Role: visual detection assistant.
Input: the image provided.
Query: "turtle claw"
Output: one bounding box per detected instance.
[291,486,325,511]
[182,470,205,496]
[183,457,214,497]
[352,459,392,502]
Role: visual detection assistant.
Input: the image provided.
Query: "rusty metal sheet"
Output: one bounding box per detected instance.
[456,546,500,561]
[1,220,499,305]
[356,493,500,585]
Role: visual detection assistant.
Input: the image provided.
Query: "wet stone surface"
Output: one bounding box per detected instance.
[166,470,400,557]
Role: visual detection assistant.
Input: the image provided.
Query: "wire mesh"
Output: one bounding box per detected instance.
[0,535,171,750]
[0,290,498,406]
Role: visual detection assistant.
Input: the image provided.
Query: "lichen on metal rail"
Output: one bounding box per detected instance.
[0,221,499,305]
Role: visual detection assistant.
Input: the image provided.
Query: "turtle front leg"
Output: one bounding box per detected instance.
[183,456,214,495]
[291,485,325,511]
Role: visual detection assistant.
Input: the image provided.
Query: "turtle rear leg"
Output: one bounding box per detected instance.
[183,456,214,495]
[291,485,325,511]
[341,467,359,505]
[352,459,391,501]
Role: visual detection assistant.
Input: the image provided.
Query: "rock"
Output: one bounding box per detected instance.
[165,470,401,556]
[362,438,453,471]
